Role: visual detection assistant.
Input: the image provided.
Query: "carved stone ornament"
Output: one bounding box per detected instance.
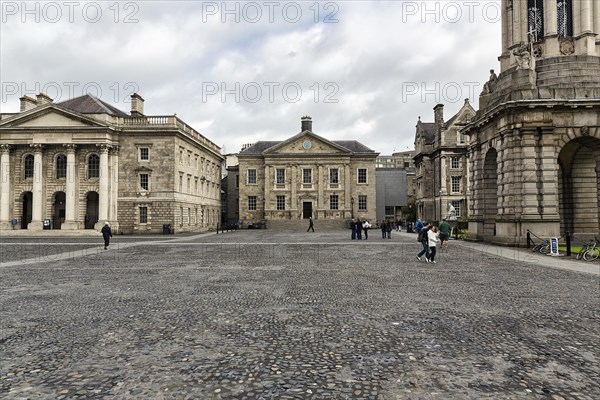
[581,126,590,137]
[559,39,575,55]
[532,43,543,58]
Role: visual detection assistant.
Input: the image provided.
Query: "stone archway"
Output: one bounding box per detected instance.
[21,192,33,229]
[558,137,600,238]
[483,148,498,239]
[85,192,99,229]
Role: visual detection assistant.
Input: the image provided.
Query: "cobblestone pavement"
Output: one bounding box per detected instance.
[1,230,599,399]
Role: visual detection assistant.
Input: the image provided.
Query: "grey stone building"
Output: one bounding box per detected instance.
[237,117,378,229]
[464,0,600,244]
[0,93,223,234]
[413,100,476,222]
[375,169,408,222]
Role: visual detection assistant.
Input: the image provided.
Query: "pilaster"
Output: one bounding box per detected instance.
[28,144,44,230]
[61,144,79,230]
[0,144,12,229]
[94,144,111,230]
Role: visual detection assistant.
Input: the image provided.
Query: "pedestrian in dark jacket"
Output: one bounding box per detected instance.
[386,221,392,239]
[307,217,315,232]
[101,222,112,250]
[380,221,387,239]
[356,219,363,240]
[416,221,431,261]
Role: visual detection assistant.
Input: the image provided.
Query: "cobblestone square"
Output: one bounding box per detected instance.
[1,230,599,399]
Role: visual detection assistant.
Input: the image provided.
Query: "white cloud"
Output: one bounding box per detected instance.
[1,0,502,155]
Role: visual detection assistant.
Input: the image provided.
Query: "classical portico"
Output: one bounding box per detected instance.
[465,0,600,244]
[0,92,223,234]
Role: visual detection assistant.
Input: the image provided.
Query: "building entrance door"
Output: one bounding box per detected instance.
[303,202,312,219]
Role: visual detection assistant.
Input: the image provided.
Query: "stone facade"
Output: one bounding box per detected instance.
[413,100,476,223]
[0,93,223,234]
[464,0,600,244]
[237,117,378,228]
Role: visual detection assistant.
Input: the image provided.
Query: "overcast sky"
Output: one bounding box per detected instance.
[1,0,501,155]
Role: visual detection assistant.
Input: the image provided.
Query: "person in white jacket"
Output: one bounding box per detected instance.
[427,226,440,263]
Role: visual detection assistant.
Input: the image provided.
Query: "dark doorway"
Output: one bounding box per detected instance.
[303,202,312,219]
[21,192,33,229]
[53,191,66,229]
[85,192,99,229]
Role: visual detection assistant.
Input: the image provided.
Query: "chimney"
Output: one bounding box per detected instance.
[20,96,38,112]
[301,116,312,132]
[434,104,444,125]
[36,93,53,105]
[130,93,145,116]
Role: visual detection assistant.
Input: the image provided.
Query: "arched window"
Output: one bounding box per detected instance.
[56,154,67,179]
[528,0,545,42]
[88,154,100,179]
[557,0,573,38]
[24,154,34,179]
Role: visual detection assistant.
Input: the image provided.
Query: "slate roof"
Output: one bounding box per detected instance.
[239,139,375,155]
[57,94,130,117]
[418,122,436,144]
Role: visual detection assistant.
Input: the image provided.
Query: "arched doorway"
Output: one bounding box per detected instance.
[483,148,498,239]
[52,192,66,229]
[85,192,99,229]
[21,192,33,229]
[558,137,600,237]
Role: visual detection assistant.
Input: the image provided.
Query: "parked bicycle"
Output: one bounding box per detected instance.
[580,237,600,261]
[531,239,551,254]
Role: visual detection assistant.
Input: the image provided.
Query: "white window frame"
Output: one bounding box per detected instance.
[358,195,367,211]
[329,168,339,184]
[140,173,149,191]
[276,168,286,185]
[276,195,285,210]
[303,168,312,184]
[139,147,150,161]
[451,156,460,169]
[357,168,368,184]
[451,176,461,193]
[139,206,148,224]
[247,169,257,185]
[248,196,257,211]
[330,195,339,210]
[451,201,462,217]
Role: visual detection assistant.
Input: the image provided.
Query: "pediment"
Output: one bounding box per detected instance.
[0,105,108,129]
[264,132,351,155]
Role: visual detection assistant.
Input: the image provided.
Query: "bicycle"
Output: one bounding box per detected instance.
[531,239,551,254]
[577,239,595,260]
[582,237,600,261]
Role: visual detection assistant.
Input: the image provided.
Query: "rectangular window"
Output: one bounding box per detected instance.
[385,206,394,216]
[330,195,339,210]
[235,174,239,188]
[179,174,183,192]
[139,206,148,224]
[187,176,191,193]
[459,133,466,144]
[451,201,462,217]
[140,147,149,161]
[276,195,285,210]
[56,155,67,179]
[451,176,461,193]
[140,174,149,190]
[451,157,460,169]
[248,169,257,184]
[248,196,257,211]
[358,168,367,184]
[276,168,285,185]
[358,195,367,211]
[194,178,198,194]
[329,168,339,184]
[303,169,312,184]
[188,208,191,224]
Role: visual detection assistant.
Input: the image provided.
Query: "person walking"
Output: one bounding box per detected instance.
[351,218,357,240]
[101,222,112,250]
[439,219,452,251]
[415,218,423,234]
[416,221,431,261]
[427,226,440,263]
[380,220,387,239]
[386,221,392,239]
[307,217,315,232]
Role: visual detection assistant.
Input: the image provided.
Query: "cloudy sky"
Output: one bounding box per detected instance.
[1,0,501,155]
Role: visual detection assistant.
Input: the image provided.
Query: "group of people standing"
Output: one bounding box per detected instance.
[415,219,452,263]
[350,218,372,240]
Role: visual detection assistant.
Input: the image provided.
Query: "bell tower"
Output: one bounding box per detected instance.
[499,0,599,72]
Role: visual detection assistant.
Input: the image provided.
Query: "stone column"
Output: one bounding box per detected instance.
[440,155,447,195]
[0,145,11,229]
[544,0,559,56]
[263,165,270,218]
[576,0,596,55]
[579,0,592,33]
[290,164,297,215]
[28,144,44,230]
[344,163,351,217]
[61,144,79,230]
[317,164,324,217]
[95,144,111,230]
[110,146,119,231]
